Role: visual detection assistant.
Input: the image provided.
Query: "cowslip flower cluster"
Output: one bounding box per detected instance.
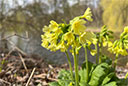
[108,26,128,56]
[41,8,95,55]
[97,26,113,47]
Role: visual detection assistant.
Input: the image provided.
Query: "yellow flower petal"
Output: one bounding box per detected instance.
[72,19,86,35]
[81,8,93,21]
[124,26,128,33]
[90,49,97,56]
[64,31,75,46]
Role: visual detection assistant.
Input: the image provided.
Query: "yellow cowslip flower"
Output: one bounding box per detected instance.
[113,46,119,54]
[79,32,95,45]
[47,44,57,51]
[108,47,113,53]
[81,8,93,21]
[87,40,91,46]
[108,41,113,47]
[103,41,107,47]
[92,38,98,45]
[69,47,81,56]
[121,50,128,56]
[71,40,81,55]
[90,49,97,56]
[68,82,73,86]
[124,26,128,33]
[117,48,128,56]
[49,35,58,45]
[57,41,67,52]
[64,31,74,46]
[72,19,86,35]
[49,20,58,31]
[41,39,49,48]
[54,28,63,34]
[43,26,51,32]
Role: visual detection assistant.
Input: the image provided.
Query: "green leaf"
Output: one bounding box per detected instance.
[102,72,115,85]
[79,82,89,86]
[103,81,117,86]
[88,63,109,86]
[79,69,87,83]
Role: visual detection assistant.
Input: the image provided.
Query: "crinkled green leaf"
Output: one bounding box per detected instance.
[79,69,87,84]
[103,81,117,86]
[88,63,109,86]
[79,82,89,86]
[102,72,115,85]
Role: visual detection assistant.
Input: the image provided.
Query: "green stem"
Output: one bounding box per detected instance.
[114,54,118,69]
[84,45,89,83]
[73,49,79,86]
[65,51,74,81]
[125,72,128,79]
[95,44,98,64]
[99,43,102,64]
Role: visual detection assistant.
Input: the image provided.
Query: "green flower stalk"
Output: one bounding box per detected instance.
[95,44,98,64]
[99,43,102,64]
[84,44,89,83]
[114,54,118,69]
[73,49,79,86]
[95,26,113,64]
[65,51,74,81]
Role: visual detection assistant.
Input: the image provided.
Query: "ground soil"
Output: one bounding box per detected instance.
[0,50,127,86]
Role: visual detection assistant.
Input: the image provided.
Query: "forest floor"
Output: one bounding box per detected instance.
[0,50,127,86]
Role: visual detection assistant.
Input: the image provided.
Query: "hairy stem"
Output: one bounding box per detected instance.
[99,43,102,64]
[95,44,98,64]
[73,49,79,86]
[125,72,128,79]
[84,45,89,83]
[114,54,118,69]
[65,51,74,81]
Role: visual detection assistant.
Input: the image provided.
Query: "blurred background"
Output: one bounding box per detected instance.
[0,0,128,65]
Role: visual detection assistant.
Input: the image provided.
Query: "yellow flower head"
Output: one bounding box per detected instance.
[57,41,67,52]
[108,41,113,47]
[41,39,49,48]
[81,8,93,21]
[43,26,51,32]
[90,49,97,56]
[54,28,63,34]
[124,26,128,33]
[49,20,58,31]
[64,32,75,46]
[47,44,57,51]
[92,38,98,45]
[72,19,86,35]
[79,32,95,45]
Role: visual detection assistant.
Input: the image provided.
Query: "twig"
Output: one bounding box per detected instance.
[0,79,11,86]
[26,68,36,86]
[4,48,15,60]
[0,33,28,41]
[18,53,28,72]
[15,46,27,56]
[7,40,27,56]
[47,77,58,82]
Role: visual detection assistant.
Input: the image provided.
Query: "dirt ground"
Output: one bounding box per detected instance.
[0,50,127,86]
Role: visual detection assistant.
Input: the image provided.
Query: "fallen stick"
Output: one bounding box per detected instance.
[26,68,36,86]
[4,48,15,60]
[8,40,27,56]
[0,79,11,86]
[18,53,28,72]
